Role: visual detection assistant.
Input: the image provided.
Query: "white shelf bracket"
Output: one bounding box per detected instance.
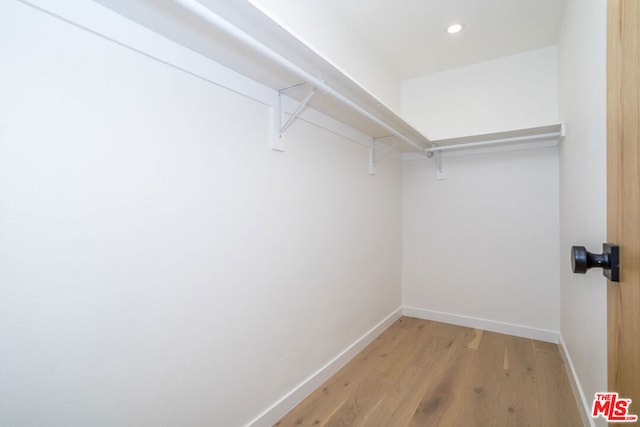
[369,138,377,175]
[271,83,316,151]
[434,147,447,181]
[369,136,399,176]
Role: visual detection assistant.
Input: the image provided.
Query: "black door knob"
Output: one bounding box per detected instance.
[571,243,619,282]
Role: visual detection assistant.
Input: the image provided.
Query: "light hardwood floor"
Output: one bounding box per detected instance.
[275,317,583,426]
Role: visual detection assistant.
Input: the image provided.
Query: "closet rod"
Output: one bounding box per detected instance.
[172,0,428,153]
[423,130,563,154]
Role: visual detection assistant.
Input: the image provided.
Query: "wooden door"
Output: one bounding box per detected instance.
[607,0,640,422]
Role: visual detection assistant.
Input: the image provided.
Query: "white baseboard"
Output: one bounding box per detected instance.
[246,307,403,427]
[558,335,596,427]
[402,306,559,343]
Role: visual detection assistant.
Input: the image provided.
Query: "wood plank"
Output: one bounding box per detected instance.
[533,340,584,426]
[370,324,475,426]
[274,318,583,426]
[607,1,640,424]
[497,336,540,426]
[320,321,461,426]
[467,329,484,350]
[444,331,507,427]
[274,317,431,427]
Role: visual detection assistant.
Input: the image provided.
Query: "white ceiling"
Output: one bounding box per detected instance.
[267,0,567,79]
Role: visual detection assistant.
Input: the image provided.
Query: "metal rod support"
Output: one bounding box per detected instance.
[279,82,309,95]
[280,87,316,133]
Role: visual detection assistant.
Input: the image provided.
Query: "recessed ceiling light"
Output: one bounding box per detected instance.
[447,24,463,34]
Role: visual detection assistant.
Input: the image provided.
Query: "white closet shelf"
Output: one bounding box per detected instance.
[39,0,564,159]
[92,0,432,154]
[424,124,565,155]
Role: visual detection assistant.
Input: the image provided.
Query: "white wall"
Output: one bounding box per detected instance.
[402,148,560,334]
[557,0,607,421]
[248,0,401,112]
[401,46,560,140]
[0,2,402,426]
[401,47,561,337]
